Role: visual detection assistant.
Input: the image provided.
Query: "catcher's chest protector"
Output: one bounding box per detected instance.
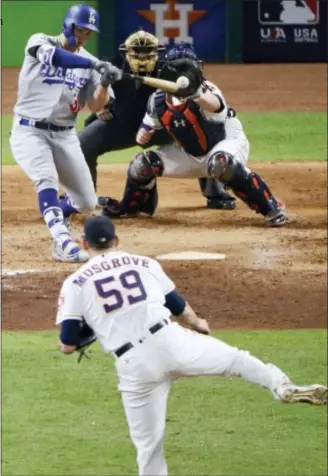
[155,93,225,157]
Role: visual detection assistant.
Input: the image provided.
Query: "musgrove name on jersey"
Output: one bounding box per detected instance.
[40,64,88,90]
[73,255,150,287]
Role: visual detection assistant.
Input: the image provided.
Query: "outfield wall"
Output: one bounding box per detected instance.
[2,0,326,67]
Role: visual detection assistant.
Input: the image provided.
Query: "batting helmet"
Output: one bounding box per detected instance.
[119,30,165,75]
[62,4,100,46]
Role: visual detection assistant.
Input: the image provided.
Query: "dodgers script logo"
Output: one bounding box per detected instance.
[137,0,208,44]
[258,0,319,25]
[40,65,88,90]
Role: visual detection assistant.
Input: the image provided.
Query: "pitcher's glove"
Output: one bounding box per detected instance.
[76,320,97,363]
[159,58,203,99]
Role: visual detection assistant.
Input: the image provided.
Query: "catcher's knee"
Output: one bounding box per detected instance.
[129,151,164,185]
[206,151,242,183]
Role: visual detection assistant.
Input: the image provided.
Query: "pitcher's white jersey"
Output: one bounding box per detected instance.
[56,251,174,353]
[14,33,113,126]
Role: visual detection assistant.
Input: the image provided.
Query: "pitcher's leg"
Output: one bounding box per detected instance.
[170,326,290,397]
[121,381,171,476]
[171,327,327,404]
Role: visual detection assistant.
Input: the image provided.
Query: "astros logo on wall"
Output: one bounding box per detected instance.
[258,0,319,25]
[137,0,208,44]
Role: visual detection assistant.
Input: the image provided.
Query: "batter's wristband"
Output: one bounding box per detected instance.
[141,122,154,132]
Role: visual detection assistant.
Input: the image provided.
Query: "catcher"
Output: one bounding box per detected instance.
[102,47,288,226]
[59,32,236,219]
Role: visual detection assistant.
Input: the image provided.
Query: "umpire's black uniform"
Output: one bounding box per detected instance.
[78,57,171,189]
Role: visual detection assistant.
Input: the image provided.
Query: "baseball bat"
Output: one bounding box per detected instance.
[123,73,180,94]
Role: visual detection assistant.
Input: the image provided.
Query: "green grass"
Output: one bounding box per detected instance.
[1,112,327,165]
[2,329,327,476]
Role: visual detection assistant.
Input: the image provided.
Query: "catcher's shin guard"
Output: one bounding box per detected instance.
[231,172,285,220]
[207,152,286,221]
[120,179,158,216]
[99,151,162,217]
[118,151,163,216]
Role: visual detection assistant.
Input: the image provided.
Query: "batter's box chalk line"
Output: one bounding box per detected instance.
[2,268,54,277]
[156,251,226,261]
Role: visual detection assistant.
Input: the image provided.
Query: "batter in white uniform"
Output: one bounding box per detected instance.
[56,215,327,476]
[9,4,122,262]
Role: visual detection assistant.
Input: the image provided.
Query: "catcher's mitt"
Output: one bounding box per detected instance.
[76,320,97,363]
[159,58,203,98]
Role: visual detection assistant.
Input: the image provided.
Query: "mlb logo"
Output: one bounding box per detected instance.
[258,0,320,25]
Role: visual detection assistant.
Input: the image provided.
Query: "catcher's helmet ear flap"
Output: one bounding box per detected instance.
[119,30,165,75]
[62,4,100,47]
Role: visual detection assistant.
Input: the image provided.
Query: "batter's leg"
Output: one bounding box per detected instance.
[121,381,171,476]
[9,124,88,263]
[52,130,97,214]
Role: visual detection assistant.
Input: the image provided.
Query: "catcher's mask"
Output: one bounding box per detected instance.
[119,30,165,75]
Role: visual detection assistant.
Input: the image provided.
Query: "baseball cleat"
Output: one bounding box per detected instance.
[207,196,236,210]
[274,383,327,405]
[98,196,138,219]
[98,196,123,217]
[266,200,288,227]
[52,234,89,263]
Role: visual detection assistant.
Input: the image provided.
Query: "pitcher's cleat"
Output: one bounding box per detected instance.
[274,383,327,405]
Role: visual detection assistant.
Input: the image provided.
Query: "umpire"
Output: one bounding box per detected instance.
[78,31,236,210]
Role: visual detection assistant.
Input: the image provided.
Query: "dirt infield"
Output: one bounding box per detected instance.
[2,64,327,332]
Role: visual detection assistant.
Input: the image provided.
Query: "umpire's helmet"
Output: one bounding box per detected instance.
[63,4,100,46]
[119,30,165,75]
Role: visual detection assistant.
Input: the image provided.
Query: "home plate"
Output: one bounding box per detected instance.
[156,251,226,261]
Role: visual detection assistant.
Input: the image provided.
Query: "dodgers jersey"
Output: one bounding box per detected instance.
[143,80,245,156]
[56,251,174,353]
[14,33,114,126]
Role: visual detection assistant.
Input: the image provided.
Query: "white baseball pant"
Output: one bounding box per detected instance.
[154,117,250,178]
[115,321,289,476]
[9,118,97,212]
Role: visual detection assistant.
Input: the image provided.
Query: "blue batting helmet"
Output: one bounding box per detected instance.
[62,4,100,46]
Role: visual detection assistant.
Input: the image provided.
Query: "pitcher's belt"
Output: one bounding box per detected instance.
[114,319,169,358]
